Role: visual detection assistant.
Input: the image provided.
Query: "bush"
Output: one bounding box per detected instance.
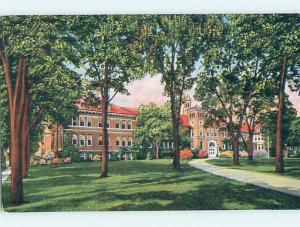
[44,152,55,161]
[180,149,193,160]
[110,152,120,161]
[219,150,233,158]
[253,149,268,158]
[72,151,81,163]
[93,154,101,161]
[33,154,41,161]
[198,149,208,159]
[52,157,60,165]
[46,160,52,165]
[39,159,47,165]
[239,151,249,158]
[64,157,72,164]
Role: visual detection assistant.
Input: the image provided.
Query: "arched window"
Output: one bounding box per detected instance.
[87,135,92,146]
[72,134,78,146]
[80,134,85,146]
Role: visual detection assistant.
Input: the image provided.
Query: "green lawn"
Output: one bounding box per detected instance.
[2,159,300,211]
[207,158,300,180]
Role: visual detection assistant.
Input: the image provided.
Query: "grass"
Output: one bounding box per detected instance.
[207,158,300,180]
[2,159,300,211]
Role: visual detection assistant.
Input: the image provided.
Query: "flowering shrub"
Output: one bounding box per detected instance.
[93,154,101,161]
[52,158,60,165]
[239,151,249,158]
[64,157,72,164]
[198,149,208,159]
[39,159,46,165]
[45,153,55,161]
[219,150,233,158]
[253,150,268,158]
[180,149,193,160]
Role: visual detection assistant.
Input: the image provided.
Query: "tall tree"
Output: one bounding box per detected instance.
[135,103,173,159]
[0,16,81,204]
[69,15,144,177]
[144,15,203,169]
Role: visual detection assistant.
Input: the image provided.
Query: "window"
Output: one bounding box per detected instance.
[87,118,92,127]
[214,129,218,137]
[128,137,132,147]
[107,136,110,146]
[122,120,126,129]
[87,135,92,146]
[80,117,85,126]
[116,136,120,146]
[206,130,210,137]
[72,117,77,126]
[122,137,126,146]
[80,135,85,146]
[116,119,120,128]
[106,120,110,128]
[210,129,214,137]
[98,118,102,127]
[199,128,203,136]
[199,120,203,125]
[72,134,77,145]
[127,121,132,129]
[99,136,103,146]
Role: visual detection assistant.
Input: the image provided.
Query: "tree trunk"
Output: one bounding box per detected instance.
[232,135,239,165]
[170,95,180,170]
[10,57,27,204]
[276,55,287,173]
[248,131,254,161]
[101,63,109,178]
[155,142,159,160]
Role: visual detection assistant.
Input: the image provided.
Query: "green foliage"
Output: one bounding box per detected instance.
[262,101,298,156]
[135,103,173,149]
[61,131,79,159]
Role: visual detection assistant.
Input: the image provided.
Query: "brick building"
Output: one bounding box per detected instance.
[37,102,138,160]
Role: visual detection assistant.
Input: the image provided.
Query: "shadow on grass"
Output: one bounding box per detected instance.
[3,160,300,211]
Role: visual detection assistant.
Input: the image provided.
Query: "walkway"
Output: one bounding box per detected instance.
[1,167,11,183]
[189,159,300,197]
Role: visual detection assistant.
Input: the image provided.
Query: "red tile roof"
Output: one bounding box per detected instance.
[240,123,263,133]
[180,115,191,127]
[78,103,139,116]
[110,104,139,116]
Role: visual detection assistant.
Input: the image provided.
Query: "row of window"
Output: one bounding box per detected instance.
[72,134,132,147]
[72,117,132,129]
[189,112,205,119]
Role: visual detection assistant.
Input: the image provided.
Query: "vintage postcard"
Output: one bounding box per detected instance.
[0,12,300,215]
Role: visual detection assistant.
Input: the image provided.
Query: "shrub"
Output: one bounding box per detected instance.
[239,151,249,158]
[198,149,208,159]
[219,150,233,158]
[64,157,72,164]
[72,151,81,163]
[33,155,41,161]
[253,149,268,158]
[93,154,101,161]
[39,159,46,165]
[46,160,52,165]
[45,153,55,161]
[52,157,60,165]
[110,152,120,161]
[180,149,193,160]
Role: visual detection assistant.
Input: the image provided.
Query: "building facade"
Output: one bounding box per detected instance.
[37,102,138,159]
[181,96,226,157]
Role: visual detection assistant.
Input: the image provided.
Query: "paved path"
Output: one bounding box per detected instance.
[1,167,11,183]
[189,159,300,197]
